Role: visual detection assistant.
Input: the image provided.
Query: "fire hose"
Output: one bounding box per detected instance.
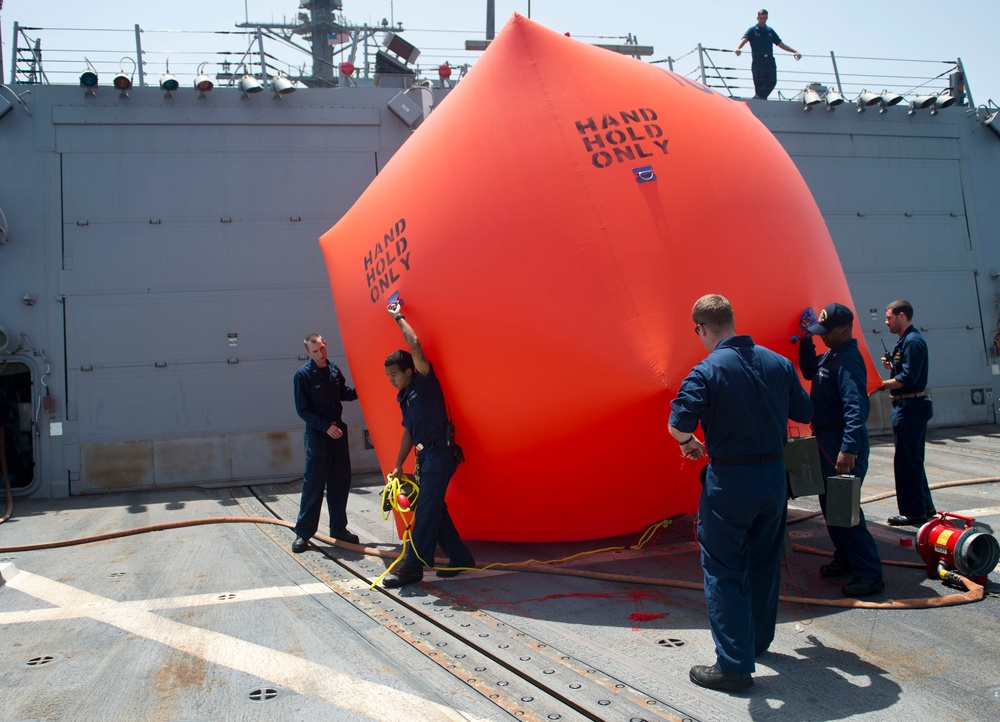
[1,476,997,610]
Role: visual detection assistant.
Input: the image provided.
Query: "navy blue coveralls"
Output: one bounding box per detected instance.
[888,326,934,517]
[799,337,883,582]
[398,363,472,572]
[293,359,357,540]
[743,24,782,99]
[670,336,812,674]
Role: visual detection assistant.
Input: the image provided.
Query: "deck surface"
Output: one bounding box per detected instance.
[2,425,999,721]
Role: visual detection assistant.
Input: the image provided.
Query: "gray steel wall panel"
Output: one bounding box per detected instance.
[5,86,998,499]
[60,152,371,228]
[793,157,965,216]
[51,105,382,127]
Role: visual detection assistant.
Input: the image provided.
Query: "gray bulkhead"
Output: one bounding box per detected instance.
[0,84,997,500]
[752,101,1000,430]
[0,85,415,497]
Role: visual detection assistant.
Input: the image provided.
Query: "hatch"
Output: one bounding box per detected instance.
[0,361,36,490]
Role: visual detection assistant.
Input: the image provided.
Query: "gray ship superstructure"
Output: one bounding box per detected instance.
[1,10,999,502]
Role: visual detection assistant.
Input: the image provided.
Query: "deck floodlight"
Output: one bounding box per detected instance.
[802,86,822,110]
[907,94,938,115]
[80,58,99,91]
[272,75,296,95]
[825,89,845,111]
[239,72,263,95]
[160,73,180,92]
[113,57,137,96]
[880,91,904,107]
[158,60,180,95]
[934,92,957,110]
[194,62,214,93]
[856,90,881,112]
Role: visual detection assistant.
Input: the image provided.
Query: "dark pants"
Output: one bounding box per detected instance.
[698,460,786,674]
[815,430,882,581]
[404,445,471,571]
[751,56,777,99]
[295,426,352,539]
[891,398,935,517]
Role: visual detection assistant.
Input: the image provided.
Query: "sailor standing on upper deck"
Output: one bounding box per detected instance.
[734,9,801,100]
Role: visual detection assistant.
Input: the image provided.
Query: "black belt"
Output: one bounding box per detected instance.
[812,423,845,432]
[710,451,784,466]
[415,435,444,451]
[891,392,929,400]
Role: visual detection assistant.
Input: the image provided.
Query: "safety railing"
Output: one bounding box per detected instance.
[4,21,464,90]
[7,22,305,89]
[3,21,987,115]
[654,45,975,110]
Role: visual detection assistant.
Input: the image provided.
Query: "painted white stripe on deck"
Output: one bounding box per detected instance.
[0,580,336,624]
[122,581,336,611]
[4,569,483,722]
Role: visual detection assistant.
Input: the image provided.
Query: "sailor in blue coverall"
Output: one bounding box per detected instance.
[381,302,474,589]
[798,303,884,597]
[669,294,811,691]
[734,9,801,99]
[291,333,359,552]
[881,300,935,526]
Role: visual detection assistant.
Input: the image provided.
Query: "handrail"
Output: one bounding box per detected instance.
[656,45,970,107]
[3,22,982,109]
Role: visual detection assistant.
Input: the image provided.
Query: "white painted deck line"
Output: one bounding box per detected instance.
[4,568,487,722]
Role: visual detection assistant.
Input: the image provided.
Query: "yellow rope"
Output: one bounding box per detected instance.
[633,518,673,549]
[373,473,676,584]
[474,519,675,573]
[371,473,432,588]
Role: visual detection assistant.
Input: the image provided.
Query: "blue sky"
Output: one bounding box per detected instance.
[2,1,996,108]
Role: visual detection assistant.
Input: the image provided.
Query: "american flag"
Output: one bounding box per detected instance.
[328,32,349,46]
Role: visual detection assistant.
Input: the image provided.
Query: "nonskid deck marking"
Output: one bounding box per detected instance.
[2,568,485,722]
[0,580,335,624]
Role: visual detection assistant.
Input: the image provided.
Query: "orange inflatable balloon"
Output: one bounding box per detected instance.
[319,15,881,542]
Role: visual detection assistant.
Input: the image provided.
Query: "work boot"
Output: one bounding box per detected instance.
[888,515,926,527]
[689,665,753,692]
[843,577,885,597]
[333,530,360,545]
[383,568,424,589]
[291,537,309,554]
